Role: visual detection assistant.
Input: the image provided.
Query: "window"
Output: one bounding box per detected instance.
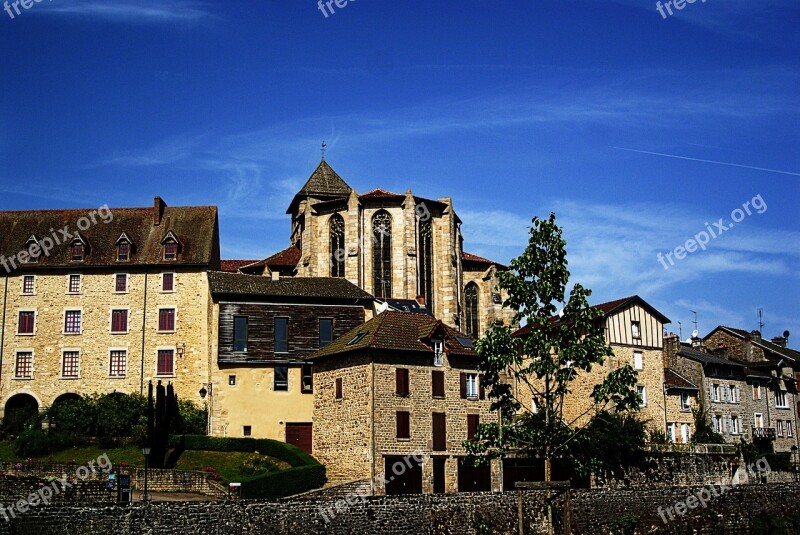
[24,237,40,263]
[396,411,410,439]
[433,339,444,367]
[777,420,783,437]
[788,422,794,438]
[680,392,691,411]
[710,384,720,402]
[64,310,81,334]
[14,352,32,379]
[347,330,369,346]
[233,316,248,352]
[70,242,84,262]
[111,309,128,333]
[162,273,174,292]
[335,377,343,399]
[681,423,690,443]
[243,426,252,437]
[22,275,34,295]
[432,412,446,451]
[465,283,479,339]
[712,415,721,433]
[631,321,641,340]
[301,364,313,393]
[117,242,130,262]
[418,217,434,311]
[274,366,288,391]
[396,368,410,397]
[753,384,762,400]
[229,375,236,386]
[115,274,127,292]
[62,351,79,378]
[274,318,288,353]
[775,390,788,408]
[17,311,35,335]
[754,413,764,429]
[109,350,127,378]
[432,370,445,399]
[668,423,676,443]
[636,385,647,407]
[729,416,739,435]
[462,373,478,400]
[68,274,81,293]
[372,211,392,299]
[319,319,333,348]
[157,349,174,376]
[158,308,175,332]
[163,241,178,261]
[329,214,345,277]
[467,414,480,440]
[633,351,643,370]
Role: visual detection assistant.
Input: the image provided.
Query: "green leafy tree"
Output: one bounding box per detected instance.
[690,399,725,445]
[570,412,647,479]
[464,213,641,532]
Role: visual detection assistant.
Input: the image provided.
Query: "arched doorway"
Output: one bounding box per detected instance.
[2,394,39,436]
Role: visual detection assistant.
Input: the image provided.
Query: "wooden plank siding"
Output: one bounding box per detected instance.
[217,302,365,364]
[603,303,665,349]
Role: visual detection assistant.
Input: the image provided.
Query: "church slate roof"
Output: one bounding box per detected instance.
[309,310,476,360]
[208,271,373,302]
[0,201,219,270]
[286,160,352,214]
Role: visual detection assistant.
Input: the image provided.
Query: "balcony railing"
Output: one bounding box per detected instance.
[752,427,777,440]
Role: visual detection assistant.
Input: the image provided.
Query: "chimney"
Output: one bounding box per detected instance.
[663,334,680,368]
[750,330,762,343]
[416,295,426,307]
[771,336,787,348]
[154,196,167,226]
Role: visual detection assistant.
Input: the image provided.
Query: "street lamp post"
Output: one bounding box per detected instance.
[200,383,213,435]
[142,446,151,502]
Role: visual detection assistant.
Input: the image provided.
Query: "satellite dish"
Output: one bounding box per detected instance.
[692,329,699,339]
[784,330,791,339]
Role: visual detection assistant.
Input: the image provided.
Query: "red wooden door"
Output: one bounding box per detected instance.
[286,423,313,454]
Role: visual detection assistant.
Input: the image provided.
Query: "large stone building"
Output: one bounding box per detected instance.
[238,160,514,338]
[0,198,220,420]
[309,310,500,494]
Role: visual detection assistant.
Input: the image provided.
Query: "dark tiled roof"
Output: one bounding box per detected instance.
[359,188,403,200]
[220,259,259,273]
[0,201,219,270]
[287,160,352,214]
[592,295,671,324]
[677,344,745,367]
[309,310,476,360]
[208,272,373,301]
[462,251,508,270]
[664,368,699,390]
[380,299,434,316]
[708,326,800,363]
[245,246,301,270]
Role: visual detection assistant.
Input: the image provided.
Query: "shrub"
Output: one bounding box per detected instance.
[177,400,207,435]
[240,451,278,475]
[14,427,71,457]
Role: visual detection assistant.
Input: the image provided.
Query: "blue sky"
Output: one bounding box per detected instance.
[1,0,798,343]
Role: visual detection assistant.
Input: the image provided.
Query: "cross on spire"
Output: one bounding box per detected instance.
[321,141,327,161]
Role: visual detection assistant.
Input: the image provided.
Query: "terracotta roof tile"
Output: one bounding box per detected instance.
[246,245,301,270]
[462,251,508,270]
[220,259,260,273]
[359,188,403,200]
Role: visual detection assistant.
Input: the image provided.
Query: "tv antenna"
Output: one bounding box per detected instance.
[690,310,698,335]
[757,308,764,333]
[677,321,683,340]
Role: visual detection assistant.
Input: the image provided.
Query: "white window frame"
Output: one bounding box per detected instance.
[157,306,177,334]
[788,422,794,438]
[729,415,739,435]
[636,385,647,407]
[631,321,641,340]
[712,415,721,433]
[466,373,478,399]
[711,384,720,402]
[60,348,81,380]
[777,420,784,437]
[775,390,789,409]
[668,423,676,443]
[63,308,83,335]
[633,351,643,370]
[21,275,35,295]
[433,339,444,367]
[681,423,690,443]
[680,392,691,411]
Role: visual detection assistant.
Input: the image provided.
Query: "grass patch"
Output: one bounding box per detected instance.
[0,442,143,467]
[174,450,290,483]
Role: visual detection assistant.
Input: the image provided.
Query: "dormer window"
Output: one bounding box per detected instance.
[23,235,41,263]
[161,231,180,261]
[433,339,444,367]
[70,242,85,262]
[115,233,133,262]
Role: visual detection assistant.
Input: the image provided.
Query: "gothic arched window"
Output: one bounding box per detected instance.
[465,282,479,338]
[329,214,345,277]
[372,211,392,299]
[418,218,434,311]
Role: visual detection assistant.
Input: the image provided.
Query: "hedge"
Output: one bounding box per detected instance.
[173,435,326,499]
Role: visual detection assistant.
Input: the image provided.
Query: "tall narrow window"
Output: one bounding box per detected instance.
[62,351,79,378]
[329,214,345,278]
[117,242,130,262]
[68,274,81,293]
[301,364,313,393]
[465,283,479,338]
[432,412,447,451]
[274,317,288,353]
[158,308,175,332]
[372,211,392,299]
[22,275,35,295]
[109,350,127,378]
[157,349,174,376]
[418,218,434,311]
[319,318,333,348]
[162,273,175,292]
[467,414,480,440]
[233,316,248,352]
[70,241,84,262]
[396,411,410,439]
[14,352,32,379]
[111,310,128,333]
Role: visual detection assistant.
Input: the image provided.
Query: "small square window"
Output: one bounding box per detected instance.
[115,274,127,293]
[22,276,35,295]
[243,425,252,437]
[228,375,236,386]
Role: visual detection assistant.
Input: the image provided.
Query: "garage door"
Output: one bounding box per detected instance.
[384,456,423,495]
[458,457,491,492]
[286,423,313,454]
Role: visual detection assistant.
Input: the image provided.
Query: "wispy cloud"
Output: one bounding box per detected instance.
[40,1,213,22]
[610,147,800,177]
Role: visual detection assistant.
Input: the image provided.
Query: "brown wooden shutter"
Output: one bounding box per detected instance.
[432,371,445,398]
[396,368,409,397]
[460,373,467,399]
[432,412,447,451]
[335,378,343,399]
[467,414,480,440]
[479,374,486,400]
[397,411,410,439]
